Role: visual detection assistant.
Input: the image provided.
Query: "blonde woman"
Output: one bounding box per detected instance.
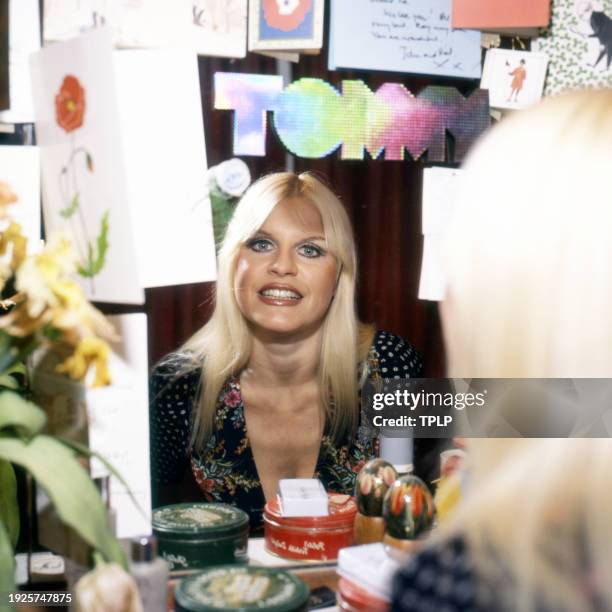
[150,172,422,529]
[392,89,612,612]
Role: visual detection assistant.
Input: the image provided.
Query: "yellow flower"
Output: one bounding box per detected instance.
[56,336,111,388]
[0,221,27,271]
[0,181,18,218]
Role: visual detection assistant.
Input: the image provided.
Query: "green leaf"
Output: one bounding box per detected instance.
[0,391,46,437]
[0,460,19,548]
[60,192,80,219]
[78,211,110,278]
[0,516,16,609]
[0,435,126,568]
[0,361,27,393]
[86,152,94,172]
[59,437,148,520]
[210,192,235,250]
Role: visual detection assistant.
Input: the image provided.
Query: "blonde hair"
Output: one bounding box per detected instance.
[443,89,612,378]
[439,90,612,611]
[180,172,374,451]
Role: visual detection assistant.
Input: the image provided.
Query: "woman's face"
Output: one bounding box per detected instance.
[234,197,339,338]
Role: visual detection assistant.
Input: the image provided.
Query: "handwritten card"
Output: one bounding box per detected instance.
[329,0,481,79]
[419,167,461,301]
[43,0,191,48]
[193,0,247,58]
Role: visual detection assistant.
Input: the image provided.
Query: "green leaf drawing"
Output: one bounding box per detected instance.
[78,210,110,278]
[86,152,94,172]
[60,192,80,219]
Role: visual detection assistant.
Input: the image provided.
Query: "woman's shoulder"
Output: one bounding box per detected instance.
[369,330,423,378]
[391,534,488,610]
[150,353,201,399]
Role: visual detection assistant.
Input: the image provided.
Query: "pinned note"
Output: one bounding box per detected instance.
[329,0,482,79]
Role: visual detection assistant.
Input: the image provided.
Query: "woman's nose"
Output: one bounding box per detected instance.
[269,247,297,276]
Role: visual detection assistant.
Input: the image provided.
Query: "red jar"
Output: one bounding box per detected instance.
[337,578,389,612]
[263,493,357,561]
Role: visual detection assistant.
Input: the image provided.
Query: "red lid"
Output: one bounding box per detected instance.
[264,493,357,529]
[338,578,389,611]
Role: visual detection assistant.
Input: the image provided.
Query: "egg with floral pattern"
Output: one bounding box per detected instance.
[355,458,398,517]
[383,475,435,540]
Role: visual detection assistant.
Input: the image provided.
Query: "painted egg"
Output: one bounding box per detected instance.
[383,475,436,540]
[354,458,398,516]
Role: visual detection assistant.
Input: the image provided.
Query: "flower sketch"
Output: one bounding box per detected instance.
[55,75,109,291]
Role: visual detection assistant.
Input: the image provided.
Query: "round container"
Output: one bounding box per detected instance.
[337,578,389,612]
[152,503,249,571]
[174,565,309,612]
[264,493,357,561]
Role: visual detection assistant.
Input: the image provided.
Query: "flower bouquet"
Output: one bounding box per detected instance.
[0,182,127,600]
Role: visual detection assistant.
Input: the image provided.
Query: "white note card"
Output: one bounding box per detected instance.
[86,313,151,539]
[419,167,461,301]
[329,0,482,78]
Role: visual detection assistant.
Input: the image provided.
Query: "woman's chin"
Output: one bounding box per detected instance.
[249,318,322,340]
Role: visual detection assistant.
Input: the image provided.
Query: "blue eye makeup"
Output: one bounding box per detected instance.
[245,236,326,258]
[246,237,274,252]
[298,243,325,258]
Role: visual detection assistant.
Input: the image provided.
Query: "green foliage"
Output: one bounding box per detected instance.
[0,517,16,606]
[0,434,126,568]
[211,191,237,250]
[78,210,110,278]
[0,460,19,548]
[0,390,127,601]
[60,192,80,219]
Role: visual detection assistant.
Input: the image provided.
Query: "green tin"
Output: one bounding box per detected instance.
[174,566,309,612]
[152,503,249,571]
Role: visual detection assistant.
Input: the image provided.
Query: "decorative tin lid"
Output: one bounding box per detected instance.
[264,493,357,529]
[152,503,249,538]
[174,566,309,612]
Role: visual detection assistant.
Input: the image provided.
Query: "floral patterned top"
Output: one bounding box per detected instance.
[150,331,422,531]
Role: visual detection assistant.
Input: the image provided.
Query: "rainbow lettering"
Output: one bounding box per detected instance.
[214,72,490,161]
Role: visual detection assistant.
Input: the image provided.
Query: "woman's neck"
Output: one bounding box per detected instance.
[242,327,322,387]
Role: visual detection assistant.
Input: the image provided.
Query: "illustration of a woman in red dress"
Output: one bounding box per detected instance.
[507,59,527,103]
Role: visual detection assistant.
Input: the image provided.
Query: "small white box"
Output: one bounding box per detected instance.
[337,543,400,601]
[278,479,329,517]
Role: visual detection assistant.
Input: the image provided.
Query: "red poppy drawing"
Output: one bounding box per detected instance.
[55,75,86,133]
[263,0,312,32]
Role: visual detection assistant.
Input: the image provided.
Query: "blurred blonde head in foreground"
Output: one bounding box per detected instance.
[440,90,612,612]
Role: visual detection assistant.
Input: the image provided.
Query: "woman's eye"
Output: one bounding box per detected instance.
[247,238,274,252]
[298,244,324,258]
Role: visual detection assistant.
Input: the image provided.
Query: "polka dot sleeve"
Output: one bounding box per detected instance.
[372,330,423,379]
[149,358,200,485]
[391,535,490,612]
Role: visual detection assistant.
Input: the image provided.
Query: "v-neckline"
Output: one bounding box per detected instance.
[231,373,326,500]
